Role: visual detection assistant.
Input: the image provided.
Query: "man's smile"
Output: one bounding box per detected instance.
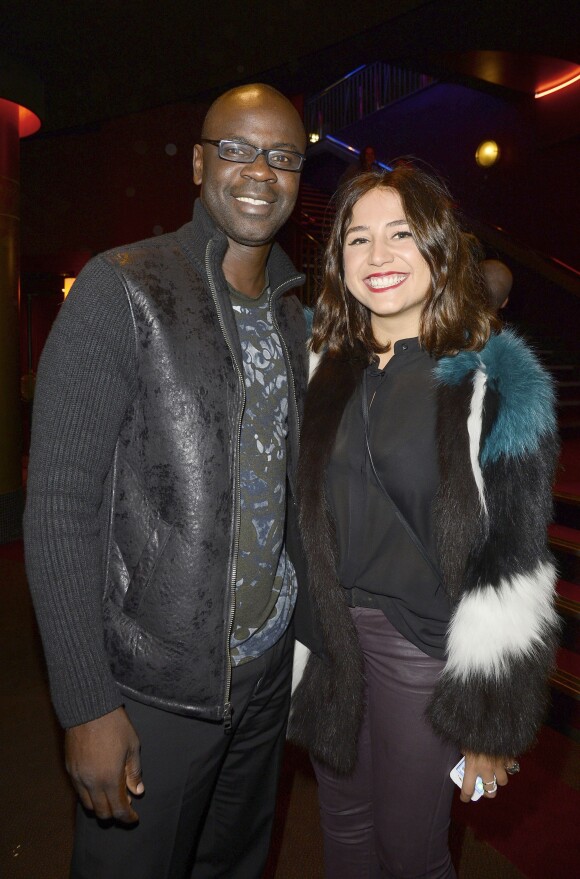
[235,196,271,206]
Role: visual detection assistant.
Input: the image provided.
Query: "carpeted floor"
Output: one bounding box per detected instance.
[2,542,579,878]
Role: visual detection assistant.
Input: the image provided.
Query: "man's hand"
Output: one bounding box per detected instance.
[65,706,144,823]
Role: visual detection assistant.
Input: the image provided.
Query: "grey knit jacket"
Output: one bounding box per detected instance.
[24,200,308,729]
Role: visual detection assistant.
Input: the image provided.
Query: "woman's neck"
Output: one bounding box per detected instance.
[371,315,420,368]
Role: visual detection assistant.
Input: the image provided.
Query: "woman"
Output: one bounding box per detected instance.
[289,166,559,878]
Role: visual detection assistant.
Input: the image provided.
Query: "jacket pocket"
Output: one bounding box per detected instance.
[122,516,173,618]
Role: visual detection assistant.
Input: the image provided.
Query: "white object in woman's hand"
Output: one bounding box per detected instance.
[460,751,510,803]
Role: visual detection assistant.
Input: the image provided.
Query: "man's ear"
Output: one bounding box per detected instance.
[193,144,203,186]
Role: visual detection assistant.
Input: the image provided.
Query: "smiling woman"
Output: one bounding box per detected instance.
[289,165,560,879]
[342,187,431,361]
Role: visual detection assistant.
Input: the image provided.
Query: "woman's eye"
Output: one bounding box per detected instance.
[347,236,368,246]
[393,230,413,240]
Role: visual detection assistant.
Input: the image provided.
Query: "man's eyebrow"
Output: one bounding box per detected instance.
[220,135,302,151]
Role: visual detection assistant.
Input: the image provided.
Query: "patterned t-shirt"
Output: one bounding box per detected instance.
[228,281,297,665]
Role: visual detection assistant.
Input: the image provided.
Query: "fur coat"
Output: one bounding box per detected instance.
[289,330,560,775]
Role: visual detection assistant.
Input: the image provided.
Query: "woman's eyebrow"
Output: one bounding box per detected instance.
[346,218,408,234]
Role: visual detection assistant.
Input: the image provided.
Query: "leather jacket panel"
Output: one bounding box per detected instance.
[99,207,306,718]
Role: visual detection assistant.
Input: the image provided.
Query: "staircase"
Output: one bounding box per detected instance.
[546,347,580,738]
[280,183,336,307]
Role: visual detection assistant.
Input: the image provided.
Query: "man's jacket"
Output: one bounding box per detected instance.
[24,200,308,727]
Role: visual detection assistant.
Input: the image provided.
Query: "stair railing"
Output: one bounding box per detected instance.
[284,218,325,308]
[305,62,433,139]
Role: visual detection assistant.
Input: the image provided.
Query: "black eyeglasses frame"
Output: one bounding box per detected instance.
[200,138,305,172]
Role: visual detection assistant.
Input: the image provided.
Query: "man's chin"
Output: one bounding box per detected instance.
[223,223,280,249]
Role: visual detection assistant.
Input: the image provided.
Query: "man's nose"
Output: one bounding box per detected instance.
[241,153,277,182]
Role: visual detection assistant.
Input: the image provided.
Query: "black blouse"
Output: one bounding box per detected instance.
[326,337,452,658]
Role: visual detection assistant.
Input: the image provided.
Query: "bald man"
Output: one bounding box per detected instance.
[481,258,513,311]
[25,84,309,878]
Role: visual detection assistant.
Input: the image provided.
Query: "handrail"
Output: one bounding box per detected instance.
[305,62,434,139]
[315,65,367,100]
[467,217,580,299]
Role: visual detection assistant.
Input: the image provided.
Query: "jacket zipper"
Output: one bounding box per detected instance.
[269,278,303,495]
[205,240,246,733]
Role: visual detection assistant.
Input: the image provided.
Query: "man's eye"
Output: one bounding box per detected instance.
[225,144,252,158]
[270,152,290,165]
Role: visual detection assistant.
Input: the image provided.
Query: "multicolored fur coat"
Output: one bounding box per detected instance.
[289,330,560,775]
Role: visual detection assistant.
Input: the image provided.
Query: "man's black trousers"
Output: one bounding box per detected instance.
[70,623,294,879]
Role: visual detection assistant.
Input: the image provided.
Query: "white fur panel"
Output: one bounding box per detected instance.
[467,368,488,515]
[445,561,558,680]
[292,639,311,693]
[308,347,321,380]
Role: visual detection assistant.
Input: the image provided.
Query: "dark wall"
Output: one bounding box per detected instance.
[20,101,208,273]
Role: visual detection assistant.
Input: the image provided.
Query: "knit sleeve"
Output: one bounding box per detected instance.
[428,336,560,756]
[23,256,138,728]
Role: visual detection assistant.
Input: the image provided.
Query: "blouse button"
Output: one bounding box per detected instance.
[402,343,408,350]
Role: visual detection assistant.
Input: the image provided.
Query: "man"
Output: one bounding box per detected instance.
[338,144,379,187]
[24,83,309,879]
[481,258,513,311]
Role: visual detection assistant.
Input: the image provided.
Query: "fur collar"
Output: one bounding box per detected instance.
[288,355,366,774]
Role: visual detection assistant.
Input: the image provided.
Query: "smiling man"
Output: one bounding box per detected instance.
[24,84,309,879]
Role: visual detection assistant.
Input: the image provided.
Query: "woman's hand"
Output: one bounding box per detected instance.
[460,751,513,803]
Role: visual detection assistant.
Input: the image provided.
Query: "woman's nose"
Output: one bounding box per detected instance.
[369,242,394,265]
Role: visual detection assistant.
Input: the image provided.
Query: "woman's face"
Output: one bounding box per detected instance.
[342,187,432,337]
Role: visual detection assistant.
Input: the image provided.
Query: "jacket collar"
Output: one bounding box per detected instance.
[177,198,305,300]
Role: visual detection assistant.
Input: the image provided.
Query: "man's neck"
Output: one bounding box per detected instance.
[222,239,272,299]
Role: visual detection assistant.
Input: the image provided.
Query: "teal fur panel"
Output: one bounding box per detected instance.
[435,330,556,465]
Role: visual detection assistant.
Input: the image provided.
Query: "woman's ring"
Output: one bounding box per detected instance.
[482,775,497,794]
[482,776,498,794]
[506,761,520,775]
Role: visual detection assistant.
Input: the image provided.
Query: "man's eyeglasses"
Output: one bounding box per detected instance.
[201,139,305,172]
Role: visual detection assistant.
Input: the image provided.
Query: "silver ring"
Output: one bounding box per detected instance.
[482,775,497,787]
[483,782,498,794]
[506,761,520,775]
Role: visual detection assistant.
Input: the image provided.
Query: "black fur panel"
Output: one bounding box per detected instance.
[427,626,559,755]
[462,431,558,591]
[288,355,366,775]
[432,378,482,601]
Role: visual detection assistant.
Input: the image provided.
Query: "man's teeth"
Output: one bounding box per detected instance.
[366,274,407,289]
[236,196,269,205]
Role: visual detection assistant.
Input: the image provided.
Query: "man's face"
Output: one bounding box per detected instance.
[193,91,306,247]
